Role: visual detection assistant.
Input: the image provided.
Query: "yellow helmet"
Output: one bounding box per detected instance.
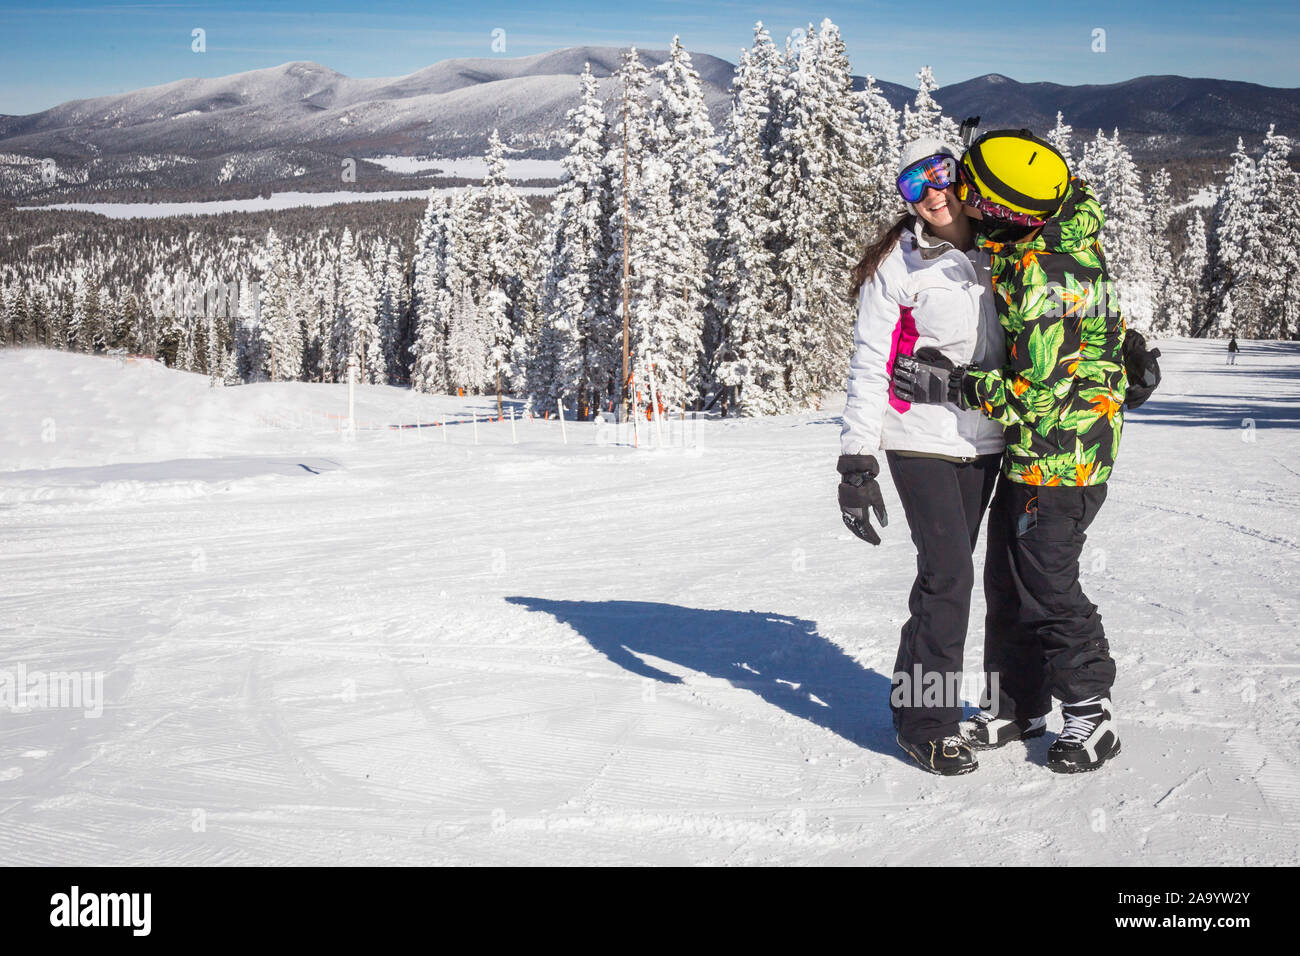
[960,129,1070,219]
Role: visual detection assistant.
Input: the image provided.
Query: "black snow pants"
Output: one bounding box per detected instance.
[981,475,1116,718]
[886,451,1001,744]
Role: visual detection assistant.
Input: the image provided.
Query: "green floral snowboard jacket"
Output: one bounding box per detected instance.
[966,178,1129,487]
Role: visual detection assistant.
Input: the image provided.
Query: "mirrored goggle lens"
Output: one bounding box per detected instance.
[896,155,958,204]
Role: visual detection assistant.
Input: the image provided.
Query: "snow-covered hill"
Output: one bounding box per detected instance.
[4,44,1298,202]
[0,49,739,200]
[1,340,1297,865]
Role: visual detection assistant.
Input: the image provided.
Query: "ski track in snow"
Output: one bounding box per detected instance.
[0,340,1297,865]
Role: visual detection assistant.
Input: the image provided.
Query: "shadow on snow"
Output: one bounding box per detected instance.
[505,596,902,761]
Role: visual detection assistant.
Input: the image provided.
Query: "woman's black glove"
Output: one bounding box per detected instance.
[1122,329,1162,409]
[837,454,888,545]
[891,347,975,408]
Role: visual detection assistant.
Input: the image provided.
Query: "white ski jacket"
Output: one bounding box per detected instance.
[841,219,1006,459]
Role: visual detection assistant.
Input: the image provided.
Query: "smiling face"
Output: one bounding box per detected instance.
[915,184,964,230]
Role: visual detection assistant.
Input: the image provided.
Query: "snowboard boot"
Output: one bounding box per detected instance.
[1048,697,1121,773]
[896,733,978,776]
[959,711,1048,750]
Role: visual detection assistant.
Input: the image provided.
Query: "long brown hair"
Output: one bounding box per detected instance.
[849,214,911,302]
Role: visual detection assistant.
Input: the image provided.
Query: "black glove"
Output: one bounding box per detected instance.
[891,347,974,407]
[1121,329,1161,409]
[837,454,888,545]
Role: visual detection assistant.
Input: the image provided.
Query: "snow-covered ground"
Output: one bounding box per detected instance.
[28,184,557,220]
[1,339,1297,865]
[1174,185,1218,213]
[367,155,565,179]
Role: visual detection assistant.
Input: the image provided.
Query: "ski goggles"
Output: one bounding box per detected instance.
[961,188,1047,228]
[895,154,959,204]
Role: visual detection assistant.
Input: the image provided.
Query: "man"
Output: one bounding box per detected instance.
[891,128,1142,773]
[1228,334,1239,365]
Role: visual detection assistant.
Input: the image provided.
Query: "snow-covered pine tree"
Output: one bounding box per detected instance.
[375,242,404,385]
[113,289,139,352]
[288,276,312,381]
[220,344,240,385]
[334,228,379,382]
[604,47,654,414]
[1081,129,1159,331]
[2,284,15,345]
[234,278,265,382]
[1181,210,1210,337]
[1253,126,1300,339]
[326,229,353,379]
[18,286,35,346]
[858,74,902,233]
[3,284,28,345]
[191,289,209,375]
[645,36,720,410]
[54,287,73,353]
[1146,168,1176,335]
[1202,137,1258,337]
[530,63,616,417]
[482,284,512,404]
[711,23,785,415]
[69,269,93,353]
[0,282,10,345]
[446,279,490,394]
[205,286,225,386]
[443,189,491,392]
[364,282,385,384]
[480,129,537,407]
[300,230,337,382]
[623,108,678,415]
[25,286,46,348]
[768,19,875,407]
[900,65,960,147]
[410,191,454,393]
[1,282,19,346]
[1047,111,1075,170]
[255,228,303,382]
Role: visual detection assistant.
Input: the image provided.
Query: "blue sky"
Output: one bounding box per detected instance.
[1,0,1296,114]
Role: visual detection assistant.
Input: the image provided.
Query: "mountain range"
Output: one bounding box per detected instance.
[2,45,1296,202]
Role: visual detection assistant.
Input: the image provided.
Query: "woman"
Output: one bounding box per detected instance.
[837,137,1005,775]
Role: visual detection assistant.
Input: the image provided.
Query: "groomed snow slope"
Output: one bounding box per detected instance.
[0,341,1297,865]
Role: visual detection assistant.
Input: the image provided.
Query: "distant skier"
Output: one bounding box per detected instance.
[892,129,1161,773]
[1228,335,1239,365]
[839,138,1005,776]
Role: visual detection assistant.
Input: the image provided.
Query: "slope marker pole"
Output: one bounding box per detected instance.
[648,360,665,449]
